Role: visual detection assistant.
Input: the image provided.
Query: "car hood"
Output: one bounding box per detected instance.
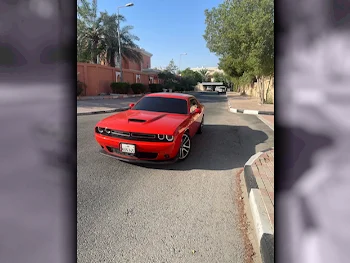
[96,110,188,134]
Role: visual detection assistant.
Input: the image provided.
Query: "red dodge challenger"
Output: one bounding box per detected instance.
[95,93,205,164]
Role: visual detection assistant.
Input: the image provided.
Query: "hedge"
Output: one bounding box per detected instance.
[149,84,164,93]
[110,82,130,94]
[130,83,146,94]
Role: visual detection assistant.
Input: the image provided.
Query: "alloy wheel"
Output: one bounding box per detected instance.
[179,133,191,160]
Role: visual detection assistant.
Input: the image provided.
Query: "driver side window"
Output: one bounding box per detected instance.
[189,99,198,113]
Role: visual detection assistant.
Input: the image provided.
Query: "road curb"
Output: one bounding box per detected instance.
[243,148,274,263]
[228,102,274,115]
[77,107,129,116]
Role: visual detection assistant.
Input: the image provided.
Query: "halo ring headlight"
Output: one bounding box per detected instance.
[166,135,174,141]
[97,127,104,133]
[158,134,165,140]
[105,128,111,134]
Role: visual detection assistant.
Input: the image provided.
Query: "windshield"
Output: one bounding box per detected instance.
[132,97,188,114]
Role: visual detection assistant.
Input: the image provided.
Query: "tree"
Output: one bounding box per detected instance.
[101,18,143,67]
[198,68,210,82]
[77,0,142,66]
[203,0,274,103]
[77,0,107,63]
[180,68,202,85]
[158,70,178,89]
[165,59,178,74]
[212,72,225,82]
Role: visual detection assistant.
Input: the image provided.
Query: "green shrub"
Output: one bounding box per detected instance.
[177,87,184,92]
[130,83,146,94]
[77,80,85,96]
[110,82,130,94]
[149,84,164,93]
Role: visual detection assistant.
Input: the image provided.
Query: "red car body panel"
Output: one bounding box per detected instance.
[94,93,204,163]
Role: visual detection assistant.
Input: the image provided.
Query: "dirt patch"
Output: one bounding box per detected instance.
[234,168,262,263]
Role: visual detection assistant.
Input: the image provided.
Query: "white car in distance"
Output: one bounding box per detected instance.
[215,86,226,94]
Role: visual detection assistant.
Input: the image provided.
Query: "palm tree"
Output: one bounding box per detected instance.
[77,0,142,66]
[101,18,143,67]
[77,0,104,63]
[198,68,209,82]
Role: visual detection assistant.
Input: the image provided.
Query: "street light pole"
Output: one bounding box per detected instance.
[178,53,187,73]
[117,3,134,82]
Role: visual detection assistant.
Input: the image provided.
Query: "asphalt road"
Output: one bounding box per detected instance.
[77,92,274,263]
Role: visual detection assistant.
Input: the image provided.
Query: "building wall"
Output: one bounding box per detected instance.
[241,77,274,104]
[141,54,151,69]
[77,63,159,96]
[127,53,151,71]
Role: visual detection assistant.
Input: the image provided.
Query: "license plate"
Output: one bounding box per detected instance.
[120,143,135,154]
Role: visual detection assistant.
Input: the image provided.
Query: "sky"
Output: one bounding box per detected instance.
[97,0,222,70]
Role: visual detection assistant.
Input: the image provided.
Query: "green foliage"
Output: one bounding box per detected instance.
[157,68,197,92]
[77,80,86,96]
[158,70,177,88]
[77,0,142,66]
[110,82,130,94]
[180,68,202,85]
[130,83,146,94]
[198,68,210,82]
[148,84,164,93]
[212,72,226,82]
[203,0,274,99]
[165,59,178,74]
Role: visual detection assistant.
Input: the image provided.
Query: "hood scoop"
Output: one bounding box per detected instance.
[128,118,146,123]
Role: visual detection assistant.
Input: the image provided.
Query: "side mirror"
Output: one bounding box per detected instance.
[194,108,201,114]
[129,103,135,108]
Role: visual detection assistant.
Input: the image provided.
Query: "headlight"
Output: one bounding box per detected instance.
[157,134,173,141]
[166,135,174,141]
[105,128,111,134]
[97,127,104,133]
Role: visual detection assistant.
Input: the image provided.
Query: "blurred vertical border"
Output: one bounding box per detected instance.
[0,0,76,262]
[276,0,350,262]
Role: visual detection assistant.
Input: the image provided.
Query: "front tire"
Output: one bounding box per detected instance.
[178,133,191,161]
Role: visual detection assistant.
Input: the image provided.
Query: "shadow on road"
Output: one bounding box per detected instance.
[137,124,269,171]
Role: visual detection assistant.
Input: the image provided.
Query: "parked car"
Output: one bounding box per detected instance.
[215,86,227,94]
[95,93,205,163]
[206,87,213,91]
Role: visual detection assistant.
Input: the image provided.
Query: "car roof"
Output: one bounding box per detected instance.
[145,92,194,100]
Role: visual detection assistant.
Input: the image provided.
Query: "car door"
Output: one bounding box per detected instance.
[188,98,201,137]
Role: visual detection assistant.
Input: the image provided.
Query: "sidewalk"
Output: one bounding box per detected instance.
[77,97,142,115]
[243,148,274,263]
[258,115,274,131]
[227,92,274,115]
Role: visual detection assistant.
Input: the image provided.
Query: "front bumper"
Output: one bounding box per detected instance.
[95,133,180,163]
[99,149,179,164]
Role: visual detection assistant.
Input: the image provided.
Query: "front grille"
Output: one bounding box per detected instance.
[96,127,169,142]
[130,133,156,139]
[111,130,130,137]
[108,146,158,159]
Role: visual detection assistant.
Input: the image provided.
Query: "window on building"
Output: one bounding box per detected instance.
[136,75,141,83]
